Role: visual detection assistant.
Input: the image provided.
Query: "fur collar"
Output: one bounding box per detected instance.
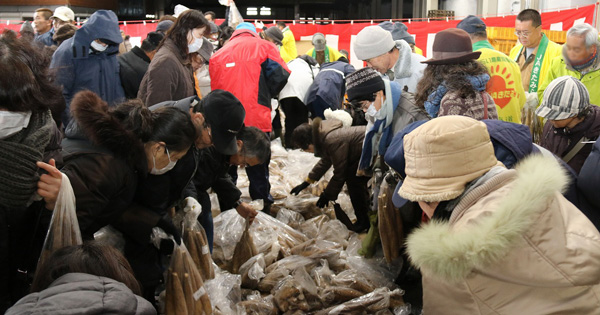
[70,91,146,169]
[406,155,569,282]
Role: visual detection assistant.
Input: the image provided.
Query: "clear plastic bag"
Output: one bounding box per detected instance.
[37,173,81,267]
[300,214,330,239]
[205,268,242,314]
[232,219,258,274]
[236,294,278,315]
[166,243,212,315]
[311,259,334,289]
[275,208,305,230]
[94,225,125,253]
[317,220,350,247]
[316,287,405,315]
[331,269,375,294]
[273,275,310,313]
[239,253,266,289]
[174,197,216,281]
[258,255,315,292]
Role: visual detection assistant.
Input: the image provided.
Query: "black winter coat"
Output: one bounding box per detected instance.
[60,92,146,240]
[192,146,241,211]
[118,46,151,99]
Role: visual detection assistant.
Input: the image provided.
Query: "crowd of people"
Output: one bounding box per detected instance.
[1,4,600,314]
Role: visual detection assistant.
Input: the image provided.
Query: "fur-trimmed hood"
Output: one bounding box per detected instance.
[406,155,571,282]
[69,90,146,169]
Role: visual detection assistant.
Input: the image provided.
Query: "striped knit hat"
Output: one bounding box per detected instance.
[536,76,590,120]
[346,67,385,102]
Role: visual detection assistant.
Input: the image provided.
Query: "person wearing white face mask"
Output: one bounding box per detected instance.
[344,67,429,257]
[60,91,196,242]
[138,9,209,106]
[50,10,125,129]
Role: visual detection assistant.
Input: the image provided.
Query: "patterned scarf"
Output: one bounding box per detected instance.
[424,73,490,118]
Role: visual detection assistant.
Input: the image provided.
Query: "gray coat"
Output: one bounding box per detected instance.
[6,273,155,315]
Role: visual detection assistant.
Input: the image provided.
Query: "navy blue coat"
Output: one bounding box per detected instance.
[50,10,124,127]
[305,61,355,118]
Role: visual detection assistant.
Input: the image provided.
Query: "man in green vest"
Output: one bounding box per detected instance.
[458,15,526,123]
[305,33,343,65]
[538,23,600,106]
[509,9,562,95]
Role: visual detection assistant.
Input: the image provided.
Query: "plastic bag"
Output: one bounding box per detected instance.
[250,211,308,258]
[174,197,216,281]
[317,220,350,247]
[275,208,305,230]
[273,275,310,313]
[94,225,125,253]
[239,253,266,289]
[300,214,330,239]
[205,268,242,314]
[311,259,334,289]
[316,287,404,315]
[331,269,375,294]
[166,243,212,315]
[228,1,244,28]
[231,219,257,274]
[37,173,81,267]
[212,209,246,268]
[258,255,315,292]
[345,255,401,290]
[236,294,278,315]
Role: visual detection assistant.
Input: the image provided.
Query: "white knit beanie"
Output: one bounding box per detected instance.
[354,26,396,60]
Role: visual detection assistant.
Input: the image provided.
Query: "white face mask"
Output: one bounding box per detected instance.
[90,40,108,52]
[188,33,204,53]
[150,147,177,175]
[208,38,218,50]
[0,111,32,140]
[365,102,378,117]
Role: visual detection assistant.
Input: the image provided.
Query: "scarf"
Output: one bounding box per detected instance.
[571,47,598,73]
[0,110,53,208]
[313,48,330,64]
[359,78,400,171]
[424,73,490,118]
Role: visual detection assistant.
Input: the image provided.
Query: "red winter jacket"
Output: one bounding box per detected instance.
[210,29,290,132]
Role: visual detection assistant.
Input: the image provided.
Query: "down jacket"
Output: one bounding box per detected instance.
[118,46,151,99]
[50,10,124,127]
[307,119,366,200]
[6,273,155,315]
[210,29,290,132]
[406,156,600,314]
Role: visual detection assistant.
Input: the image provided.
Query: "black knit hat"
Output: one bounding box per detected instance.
[346,68,385,102]
[265,26,283,45]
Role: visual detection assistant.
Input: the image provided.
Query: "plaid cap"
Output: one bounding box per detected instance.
[536,76,590,120]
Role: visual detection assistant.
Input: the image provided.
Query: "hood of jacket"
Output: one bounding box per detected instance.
[406,155,570,282]
[68,90,146,170]
[312,117,343,158]
[71,10,123,59]
[6,273,155,315]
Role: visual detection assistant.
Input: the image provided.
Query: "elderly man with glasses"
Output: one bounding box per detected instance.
[509,9,562,94]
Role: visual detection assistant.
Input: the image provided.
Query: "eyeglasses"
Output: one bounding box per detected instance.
[514,26,540,38]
